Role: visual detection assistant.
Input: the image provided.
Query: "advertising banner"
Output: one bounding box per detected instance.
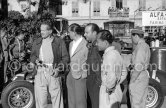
[142,11,166,26]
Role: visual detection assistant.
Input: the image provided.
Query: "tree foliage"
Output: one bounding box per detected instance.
[0,10,55,41]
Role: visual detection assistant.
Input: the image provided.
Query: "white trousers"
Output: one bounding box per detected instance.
[34,67,63,108]
[129,71,149,108]
[99,84,122,108]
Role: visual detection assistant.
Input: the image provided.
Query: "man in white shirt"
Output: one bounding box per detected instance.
[67,23,88,108]
[30,21,69,108]
[70,36,83,57]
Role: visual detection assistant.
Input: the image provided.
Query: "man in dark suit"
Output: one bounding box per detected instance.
[84,23,101,108]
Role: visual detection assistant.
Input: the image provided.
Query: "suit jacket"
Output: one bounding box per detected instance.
[30,36,69,75]
[69,37,88,79]
[87,41,102,85]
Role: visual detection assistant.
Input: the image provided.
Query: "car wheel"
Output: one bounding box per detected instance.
[146,78,164,108]
[1,80,35,108]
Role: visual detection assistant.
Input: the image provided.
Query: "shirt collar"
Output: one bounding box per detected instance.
[42,36,54,42]
[73,36,82,43]
[104,46,115,54]
[138,39,145,45]
[92,40,97,46]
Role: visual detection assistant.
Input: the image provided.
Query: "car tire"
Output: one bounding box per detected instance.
[146,78,164,108]
[1,80,35,108]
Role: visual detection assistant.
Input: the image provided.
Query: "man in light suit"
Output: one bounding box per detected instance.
[129,29,150,108]
[67,23,88,108]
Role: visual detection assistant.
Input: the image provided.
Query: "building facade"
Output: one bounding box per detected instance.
[8,0,39,16]
[57,0,166,34]
[6,0,166,34]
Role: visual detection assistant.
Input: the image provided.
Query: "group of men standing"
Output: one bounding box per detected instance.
[28,21,150,108]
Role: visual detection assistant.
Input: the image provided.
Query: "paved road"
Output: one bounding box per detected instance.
[0,97,166,108]
[120,97,166,108]
[46,97,166,108]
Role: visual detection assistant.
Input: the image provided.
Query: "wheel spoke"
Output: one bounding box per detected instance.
[8,86,33,108]
[146,86,159,107]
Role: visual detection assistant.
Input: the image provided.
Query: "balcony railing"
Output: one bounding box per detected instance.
[108,7,129,17]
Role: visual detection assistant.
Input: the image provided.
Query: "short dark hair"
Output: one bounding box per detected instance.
[98,30,113,44]
[16,30,25,36]
[68,23,83,35]
[40,21,52,30]
[86,23,99,34]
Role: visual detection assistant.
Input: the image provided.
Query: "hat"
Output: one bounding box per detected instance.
[131,29,144,35]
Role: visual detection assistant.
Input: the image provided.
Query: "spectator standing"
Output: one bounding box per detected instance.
[96,30,123,108]
[67,23,88,108]
[30,21,69,108]
[84,23,101,108]
[129,29,150,108]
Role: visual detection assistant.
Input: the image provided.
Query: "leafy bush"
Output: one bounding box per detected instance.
[8,11,24,20]
[0,11,55,41]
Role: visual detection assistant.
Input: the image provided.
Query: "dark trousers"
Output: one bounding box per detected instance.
[87,75,100,108]
[67,72,87,108]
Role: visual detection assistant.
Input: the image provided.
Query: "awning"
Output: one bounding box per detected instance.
[104,20,134,24]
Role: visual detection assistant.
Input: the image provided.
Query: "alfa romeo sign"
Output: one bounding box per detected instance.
[142,11,166,26]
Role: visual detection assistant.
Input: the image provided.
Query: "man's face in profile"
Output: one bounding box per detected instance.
[84,26,94,42]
